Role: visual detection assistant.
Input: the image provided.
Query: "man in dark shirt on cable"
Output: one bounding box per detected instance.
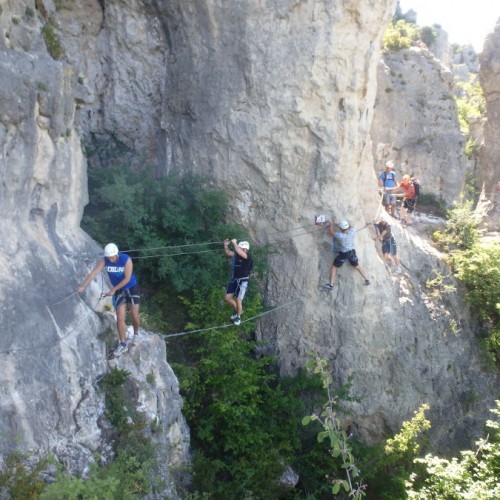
[223,239,253,325]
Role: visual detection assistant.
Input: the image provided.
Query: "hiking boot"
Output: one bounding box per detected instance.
[113,343,128,357]
[322,284,334,291]
[364,279,371,286]
[233,316,241,326]
[130,334,139,346]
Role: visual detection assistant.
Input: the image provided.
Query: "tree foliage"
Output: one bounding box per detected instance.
[451,242,500,363]
[406,401,500,499]
[82,167,241,295]
[432,201,480,252]
[302,355,366,499]
[172,288,323,498]
[382,20,420,52]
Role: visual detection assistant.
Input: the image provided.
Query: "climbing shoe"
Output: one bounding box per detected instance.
[113,343,128,357]
[233,316,241,326]
[322,284,334,291]
[230,311,243,320]
[364,280,371,286]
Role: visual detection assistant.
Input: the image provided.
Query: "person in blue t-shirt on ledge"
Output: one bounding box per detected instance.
[378,160,398,217]
[77,243,140,357]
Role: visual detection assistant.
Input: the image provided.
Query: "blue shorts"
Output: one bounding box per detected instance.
[113,285,140,309]
[383,192,396,206]
[226,279,249,300]
[333,250,359,268]
[381,237,397,256]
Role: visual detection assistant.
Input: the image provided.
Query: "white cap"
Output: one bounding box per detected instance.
[338,220,349,230]
[104,243,119,257]
[238,241,250,250]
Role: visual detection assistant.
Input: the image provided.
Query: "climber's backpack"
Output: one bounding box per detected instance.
[411,177,421,198]
[381,171,397,185]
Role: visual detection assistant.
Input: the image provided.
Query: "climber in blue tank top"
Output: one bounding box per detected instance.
[77,243,141,358]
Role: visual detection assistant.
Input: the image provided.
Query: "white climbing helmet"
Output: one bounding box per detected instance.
[104,243,119,257]
[238,241,250,250]
[338,220,349,230]
[386,160,394,168]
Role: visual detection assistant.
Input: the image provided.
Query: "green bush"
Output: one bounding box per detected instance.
[451,242,500,363]
[455,77,485,136]
[419,26,437,47]
[0,452,48,499]
[432,201,480,251]
[172,288,324,498]
[82,168,241,297]
[41,23,65,60]
[383,20,419,52]
[406,401,500,499]
[302,356,366,498]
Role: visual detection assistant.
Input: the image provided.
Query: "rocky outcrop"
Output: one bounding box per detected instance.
[478,19,500,230]
[371,46,467,204]
[0,1,189,492]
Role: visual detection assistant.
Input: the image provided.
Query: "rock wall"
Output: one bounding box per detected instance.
[370,46,467,204]
[0,1,189,493]
[0,0,498,482]
[148,0,498,450]
[478,19,500,230]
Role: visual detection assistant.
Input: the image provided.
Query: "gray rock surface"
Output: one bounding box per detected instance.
[478,19,500,230]
[0,1,189,493]
[371,46,467,204]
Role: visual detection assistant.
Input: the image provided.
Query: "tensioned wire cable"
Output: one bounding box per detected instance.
[126,226,327,260]
[163,297,303,339]
[120,223,319,254]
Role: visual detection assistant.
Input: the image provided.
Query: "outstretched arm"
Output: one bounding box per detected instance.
[77,259,105,292]
[328,219,339,237]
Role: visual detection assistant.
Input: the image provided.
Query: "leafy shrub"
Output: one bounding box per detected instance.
[41,23,64,60]
[406,401,500,499]
[383,20,420,52]
[82,167,241,296]
[172,288,323,498]
[419,26,437,47]
[356,405,431,499]
[455,77,485,136]
[451,242,500,363]
[432,200,480,251]
[302,355,366,499]
[0,452,48,499]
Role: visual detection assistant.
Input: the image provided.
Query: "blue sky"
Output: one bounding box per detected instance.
[398,0,499,52]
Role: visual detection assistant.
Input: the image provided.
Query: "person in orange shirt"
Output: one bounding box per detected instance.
[388,174,417,226]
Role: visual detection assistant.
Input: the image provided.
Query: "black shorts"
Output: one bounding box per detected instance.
[381,237,397,256]
[113,284,140,309]
[226,279,249,300]
[403,198,417,213]
[333,250,359,268]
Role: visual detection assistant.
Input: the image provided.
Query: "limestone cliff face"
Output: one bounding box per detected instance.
[0,0,498,482]
[370,46,466,204]
[0,1,188,492]
[478,19,500,230]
